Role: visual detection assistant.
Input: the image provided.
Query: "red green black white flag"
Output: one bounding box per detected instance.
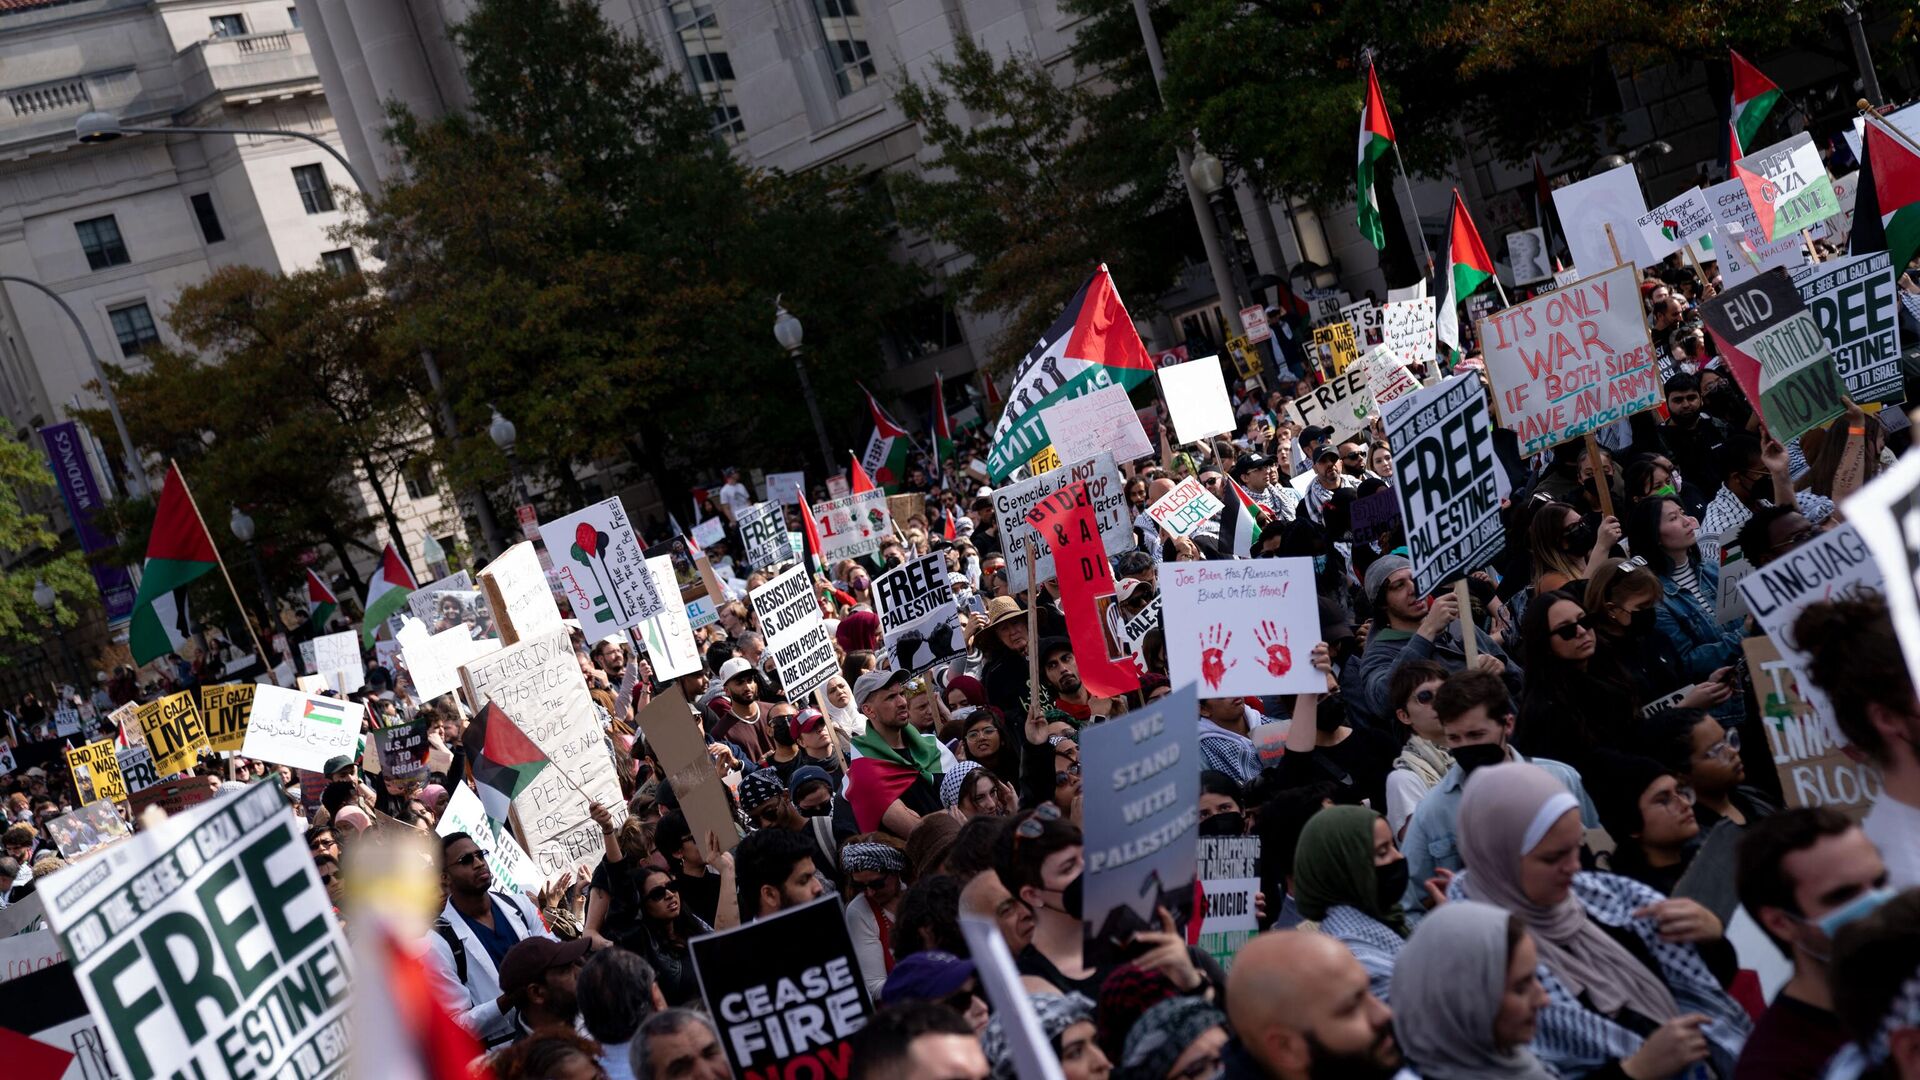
[462,701,551,822]
[1357,62,1397,250]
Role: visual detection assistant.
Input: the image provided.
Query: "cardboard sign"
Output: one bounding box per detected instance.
[814,489,891,563]
[1349,486,1404,536]
[135,690,208,777]
[1480,263,1662,456]
[1311,321,1361,374]
[1286,365,1373,444]
[636,686,740,855]
[1746,635,1880,821]
[476,540,564,647]
[541,496,666,643]
[1848,452,1920,696]
[308,630,364,694]
[1042,383,1154,465]
[1160,357,1236,443]
[437,782,545,892]
[1790,253,1904,403]
[691,895,874,1080]
[240,685,364,774]
[1145,476,1226,539]
[886,492,928,529]
[637,554,702,681]
[1700,269,1847,442]
[1382,297,1436,371]
[873,552,965,675]
[374,718,431,781]
[117,745,159,793]
[1736,132,1841,241]
[1383,373,1510,593]
[1635,188,1717,262]
[198,682,255,753]
[1027,482,1142,698]
[766,471,807,506]
[65,739,126,805]
[992,452,1130,593]
[1342,299,1384,346]
[41,781,353,1080]
[1737,523,1883,725]
[1079,680,1199,965]
[750,564,837,701]
[1197,836,1261,972]
[737,501,794,572]
[1552,163,1653,278]
[461,628,627,878]
[1507,228,1553,286]
[47,800,128,858]
[1365,343,1425,410]
[1162,558,1323,697]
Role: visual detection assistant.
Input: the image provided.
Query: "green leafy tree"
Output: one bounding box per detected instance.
[0,437,98,651]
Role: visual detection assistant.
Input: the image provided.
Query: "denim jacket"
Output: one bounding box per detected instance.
[1653,557,1744,682]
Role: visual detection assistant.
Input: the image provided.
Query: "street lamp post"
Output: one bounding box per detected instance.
[33,578,76,689]
[228,506,277,640]
[774,299,835,473]
[1188,148,1254,328]
[0,275,149,499]
[489,407,533,541]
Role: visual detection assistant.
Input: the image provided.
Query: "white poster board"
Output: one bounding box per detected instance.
[477,538,566,645]
[1145,476,1225,538]
[1737,524,1884,724]
[1161,557,1323,697]
[637,554,702,681]
[1284,365,1372,444]
[539,495,666,644]
[1552,163,1653,279]
[872,552,965,674]
[437,781,547,893]
[750,565,838,701]
[1159,357,1236,444]
[1041,383,1153,465]
[309,629,364,694]
[766,471,807,506]
[991,452,1130,593]
[1634,188,1717,263]
[239,684,365,773]
[814,490,892,563]
[1381,297,1436,372]
[1382,373,1510,593]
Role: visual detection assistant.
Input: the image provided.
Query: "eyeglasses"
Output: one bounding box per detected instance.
[1704,727,1742,760]
[1648,785,1697,813]
[645,881,679,903]
[854,875,894,893]
[966,726,998,741]
[1548,614,1595,640]
[320,872,341,885]
[451,849,488,868]
[1341,452,1364,461]
[938,987,982,1015]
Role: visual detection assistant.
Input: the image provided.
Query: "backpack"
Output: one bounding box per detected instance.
[434,890,530,986]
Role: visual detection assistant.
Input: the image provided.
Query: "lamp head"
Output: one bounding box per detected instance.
[75,112,125,144]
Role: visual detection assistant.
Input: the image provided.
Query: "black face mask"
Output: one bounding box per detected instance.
[1629,606,1657,634]
[1316,692,1349,733]
[1059,874,1083,919]
[1564,522,1596,554]
[1747,475,1777,505]
[800,800,833,817]
[1452,742,1507,776]
[1375,857,1410,910]
[1199,811,1245,837]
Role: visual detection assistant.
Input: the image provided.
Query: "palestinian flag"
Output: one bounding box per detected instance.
[1436,190,1496,359]
[1727,118,1745,170]
[129,462,219,666]
[1851,121,1886,259]
[987,264,1154,480]
[351,923,487,1080]
[360,543,417,646]
[931,370,955,473]
[1730,51,1783,152]
[1863,117,1920,273]
[305,568,337,632]
[858,383,913,489]
[1356,62,1396,250]
[1221,476,1266,558]
[462,700,550,821]
[849,452,878,495]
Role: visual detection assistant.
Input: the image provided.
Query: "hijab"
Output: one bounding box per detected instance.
[1391,900,1556,1080]
[1455,763,1679,1021]
[1291,805,1407,936]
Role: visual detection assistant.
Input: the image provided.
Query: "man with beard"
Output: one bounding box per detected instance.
[707,657,770,761]
[738,768,845,888]
[846,668,951,837]
[1657,374,1727,501]
[1037,639,1121,725]
[1222,932,1404,1080]
[1349,556,1521,726]
[426,832,557,1047]
[498,937,591,1043]
[592,637,636,725]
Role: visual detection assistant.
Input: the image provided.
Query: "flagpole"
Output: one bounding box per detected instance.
[1389,140,1434,271]
[168,462,271,671]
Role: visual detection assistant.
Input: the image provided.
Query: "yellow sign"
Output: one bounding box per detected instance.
[137,690,209,778]
[1028,446,1061,474]
[1312,322,1360,374]
[200,683,256,753]
[66,739,127,804]
[1226,335,1263,381]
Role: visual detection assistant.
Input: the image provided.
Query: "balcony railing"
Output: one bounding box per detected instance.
[176,29,317,104]
[6,78,89,119]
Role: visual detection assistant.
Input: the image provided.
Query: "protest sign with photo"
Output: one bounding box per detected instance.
[637,553,702,681]
[1736,132,1841,241]
[1480,264,1662,456]
[42,781,352,1080]
[1746,635,1880,820]
[636,686,739,854]
[1700,269,1847,442]
[0,741,14,777]
[1286,365,1373,444]
[1041,382,1154,465]
[1635,188,1717,262]
[47,800,128,858]
[873,552,965,675]
[1311,321,1361,374]
[1197,836,1261,972]
[476,540,564,647]
[1027,481,1142,698]
[751,564,838,701]
[374,717,431,780]
[992,452,1130,593]
[65,739,125,805]
[240,684,364,774]
[408,569,474,626]
[766,471,807,506]
[691,894,873,1080]
[462,628,627,877]
[1383,373,1510,593]
[1738,523,1883,726]
[814,489,891,563]
[1159,357,1236,443]
[1341,299,1384,347]
[1162,558,1323,697]
[116,745,159,793]
[1079,680,1199,966]
[737,501,793,572]
[1789,252,1904,403]
[1507,228,1552,286]
[1552,163,1654,277]
[437,781,546,893]
[135,690,208,777]
[1382,297,1436,371]
[540,496,666,643]
[1145,476,1225,539]
[198,682,255,753]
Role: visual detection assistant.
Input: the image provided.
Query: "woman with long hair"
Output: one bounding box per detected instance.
[624,864,717,1006]
[1527,501,1620,595]
[1624,496,1744,692]
[1582,557,1719,712]
[1514,590,1635,771]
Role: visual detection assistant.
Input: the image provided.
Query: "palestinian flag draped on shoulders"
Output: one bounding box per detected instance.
[985,264,1155,481]
[361,543,417,646]
[858,384,915,491]
[846,722,956,833]
[129,462,220,666]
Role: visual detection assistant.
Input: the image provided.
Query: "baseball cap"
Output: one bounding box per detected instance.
[882,950,977,1005]
[323,756,355,777]
[1301,425,1334,444]
[717,657,755,684]
[852,667,913,706]
[793,709,828,736]
[1231,452,1271,478]
[1314,445,1340,462]
[497,937,591,996]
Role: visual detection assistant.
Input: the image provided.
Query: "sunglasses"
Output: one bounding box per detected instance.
[853,875,894,893]
[1412,688,1436,705]
[451,849,489,868]
[646,881,679,903]
[320,872,341,885]
[1013,802,1062,848]
[1341,452,1364,461]
[1548,614,1595,640]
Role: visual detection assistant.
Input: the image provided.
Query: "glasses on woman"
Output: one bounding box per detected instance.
[1648,785,1697,813]
[645,881,679,904]
[1704,728,1742,761]
[966,725,998,743]
[1548,614,1595,640]
[1412,688,1436,705]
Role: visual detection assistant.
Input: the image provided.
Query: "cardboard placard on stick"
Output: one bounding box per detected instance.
[636,685,740,853]
[1382,373,1510,593]
[690,895,873,1080]
[478,540,565,646]
[1699,268,1848,442]
[872,552,966,674]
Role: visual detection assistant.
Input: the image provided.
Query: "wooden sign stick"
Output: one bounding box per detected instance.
[1454,578,1479,667]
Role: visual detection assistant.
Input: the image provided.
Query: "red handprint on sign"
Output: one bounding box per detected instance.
[1199,625,1237,690]
[1255,621,1292,677]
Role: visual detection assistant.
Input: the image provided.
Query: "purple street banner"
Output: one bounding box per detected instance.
[37,421,136,623]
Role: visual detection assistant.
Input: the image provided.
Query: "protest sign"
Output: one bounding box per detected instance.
[128,774,221,817]
[1159,357,1236,443]
[437,781,546,893]
[407,569,474,626]
[1480,264,1662,456]
[1286,364,1373,444]
[1240,304,1271,343]
[1365,344,1424,409]
[1041,382,1154,465]
[886,492,927,529]
[1382,297,1436,371]
[1700,269,1847,442]
[540,496,666,643]
[1552,163,1654,277]
[814,489,891,563]
[47,800,128,858]
[135,690,208,777]
[766,471,807,506]
[1383,373,1510,593]
[1737,523,1883,726]
[1341,299,1384,346]
[737,501,793,571]
[691,895,873,1080]
[691,516,727,551]
[1790,252,1904,403]
[637,554,702,680]
[1736,132,1841,241]
[0,959,117,1080]
[1349,486,1404,537]
[476,540,564,647]
[198,682,255,753]
[751,564,837,700]
[1635,188,1717,262]
[1847,452,1920,695]
[1079,679,1199,965]
[53,706,79,737]
[1028,446,1062,474]
[1115,595,1161,661]
[1507,228,1552,286]
[1197,836,1261,972]
[1716,532,1756,628]
[374,717,431,780]
[1746,635,1880,820]
[65,739,126,805]
[1311,321,1361,374]
[0,741,14,777]
[0,925,63,983]
[117,745,158,793]
[873,552,965,674]
[992,452,1130,593]
[1027,481,1142,698]
[1716,220,1811,287]
[41,780,352,1080]
[1162,558,1323,697]
[239,685,363,774]
[1145,476,1225,539]
[959,914,1068,1080]
[636,686,739,854]
[462,628,627,877]
[395,615,479,703]
[309,629,365,694]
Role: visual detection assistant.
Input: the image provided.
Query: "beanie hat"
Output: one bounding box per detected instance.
[1363,554,1412,606]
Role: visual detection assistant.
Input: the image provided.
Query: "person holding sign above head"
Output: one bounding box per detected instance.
[1696,432,1833,566]
[1349,555,1521,727]
[427,830,559,1048]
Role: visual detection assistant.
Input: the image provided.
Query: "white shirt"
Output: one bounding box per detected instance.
[1863,794,1920,889]
[718,481,752,520]
[1385,769,1431,841]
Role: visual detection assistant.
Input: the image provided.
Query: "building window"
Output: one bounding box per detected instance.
[321,248,359,275]
[811,0,877,96]
[109,303,161,358]
[670,2,746,143]
[210,14,247,37]
[287,6,300,28]
[293,164,335,214]
[189,193,225,244]
[402,456,435,500]
[75,216,130,271]
[885,295,965,362]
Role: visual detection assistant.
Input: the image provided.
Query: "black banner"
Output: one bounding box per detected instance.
[692,895,874,1080]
